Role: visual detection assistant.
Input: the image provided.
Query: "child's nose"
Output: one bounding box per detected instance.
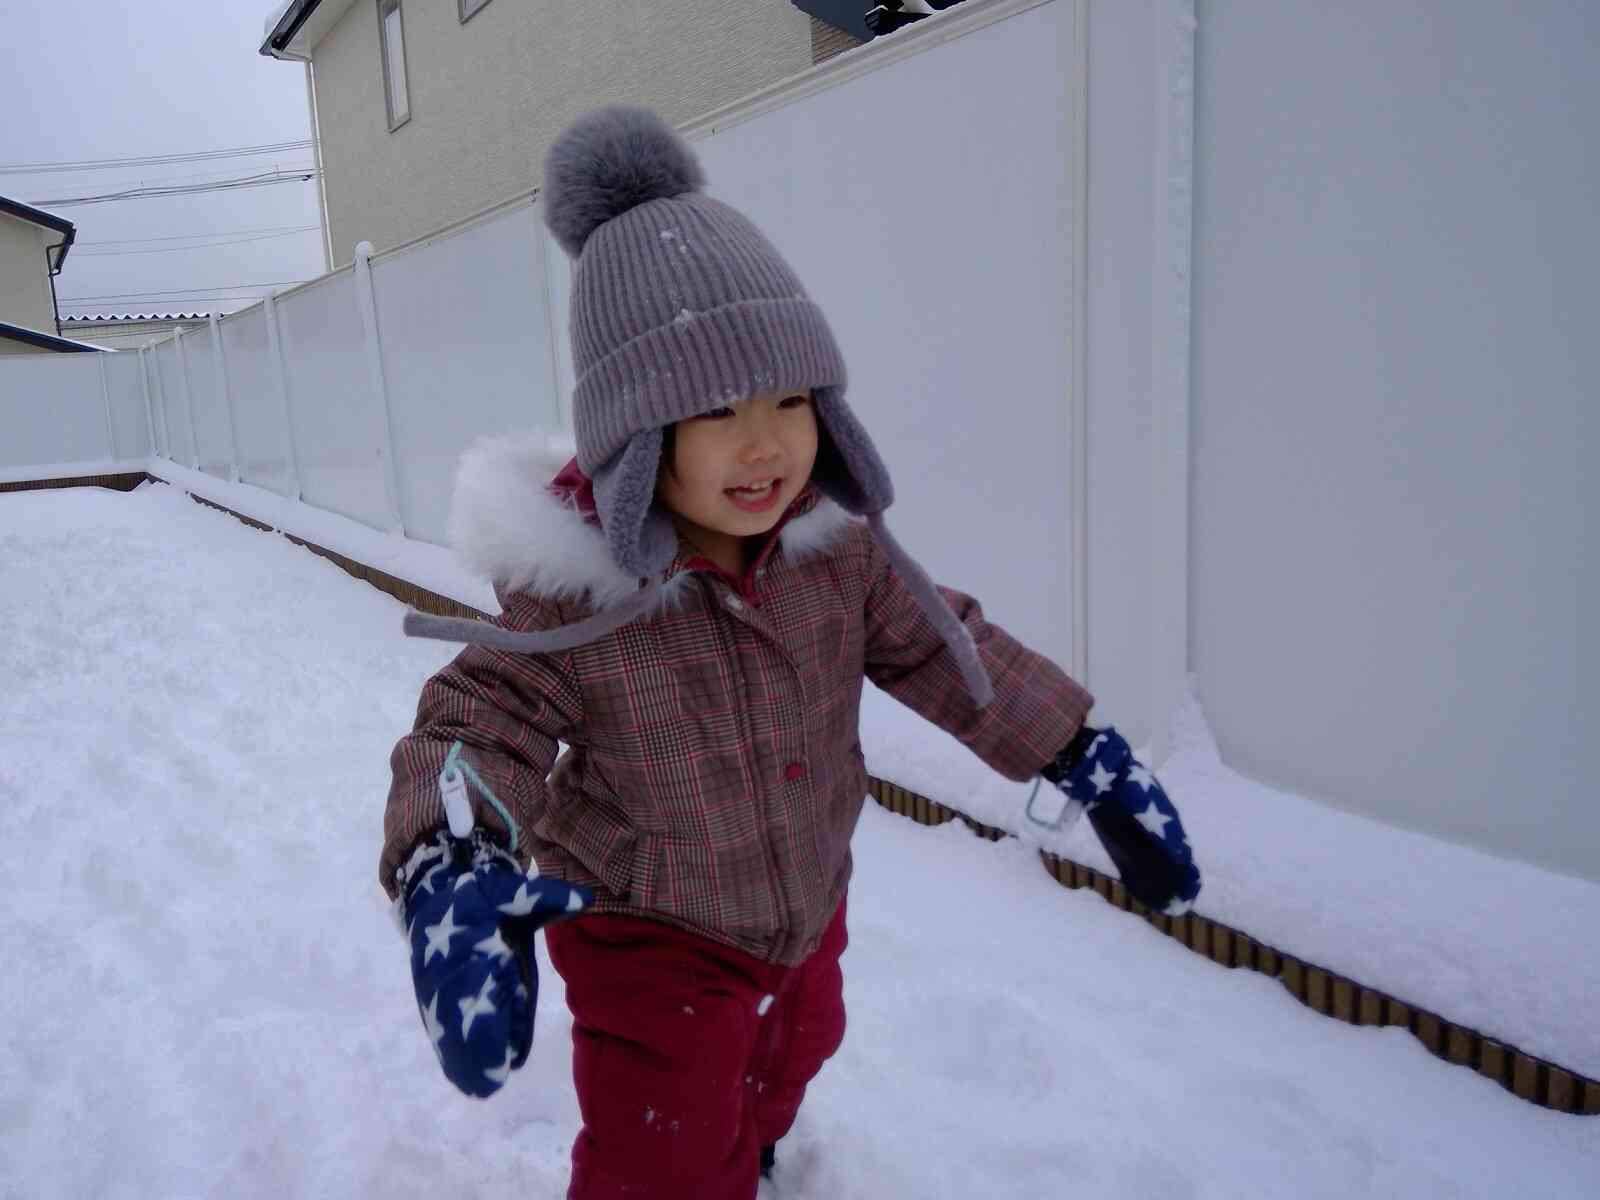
[739,418,783,459]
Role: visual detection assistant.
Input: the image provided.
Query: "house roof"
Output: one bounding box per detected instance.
[61,313,210,324]
[791,0,877,40]
[0,195,76,271]
[792,0,966,41]
[0,320,105,353]
[259,1,967,61]
[260,0,357,62]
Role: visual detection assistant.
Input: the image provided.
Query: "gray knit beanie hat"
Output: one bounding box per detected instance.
[544,104,888,580]
[407,104,991,708]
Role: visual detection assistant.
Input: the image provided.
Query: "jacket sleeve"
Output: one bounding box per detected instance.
[861,529,1094,783]
[379,589,584,899]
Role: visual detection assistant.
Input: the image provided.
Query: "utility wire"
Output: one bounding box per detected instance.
[78,223,319,248]
[74,227,322,257]
[58,280,312,303]
[30,167,320,208]
[48,158,319,194]
[0,139,315,176]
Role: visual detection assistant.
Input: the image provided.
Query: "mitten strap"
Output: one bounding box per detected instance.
[442,740,518,853]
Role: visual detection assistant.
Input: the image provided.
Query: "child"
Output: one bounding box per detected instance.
[384,105,1200,1200]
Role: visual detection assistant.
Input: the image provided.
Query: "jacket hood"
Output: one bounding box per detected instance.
[445,429,857,612]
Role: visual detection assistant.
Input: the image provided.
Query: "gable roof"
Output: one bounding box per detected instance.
[0,320,105,353]
[0,195,76,271]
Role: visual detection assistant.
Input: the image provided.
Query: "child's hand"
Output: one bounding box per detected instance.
[398,830,592,1098]
[1038,726,1202,916]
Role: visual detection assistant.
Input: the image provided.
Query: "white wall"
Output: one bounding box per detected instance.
[1188,0,1597,879]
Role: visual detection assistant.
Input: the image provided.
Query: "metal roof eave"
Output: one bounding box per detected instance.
[260,0,358,62]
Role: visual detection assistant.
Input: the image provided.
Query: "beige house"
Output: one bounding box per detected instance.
[0,196,103,356]
[60,313,213,352]
[260,0,876,268]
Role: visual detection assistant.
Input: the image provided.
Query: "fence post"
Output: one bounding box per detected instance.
[535,210,570,431]
[209,313,241,483]
[353,240,405,536]
[137,346,158,459]
[97,351,118,463]
[263,295,303,501]
[149,341,173,458]
[173,326,200,470]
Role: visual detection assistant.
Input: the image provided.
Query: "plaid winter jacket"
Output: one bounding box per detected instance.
[382,434,1094,965]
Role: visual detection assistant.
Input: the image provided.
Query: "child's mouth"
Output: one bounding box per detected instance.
[724,478,783,513]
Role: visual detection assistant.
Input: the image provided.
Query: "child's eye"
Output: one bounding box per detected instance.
[779,394,810,409]
[697,407,735,420]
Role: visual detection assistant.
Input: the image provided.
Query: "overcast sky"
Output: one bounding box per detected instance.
[1,0,326,319]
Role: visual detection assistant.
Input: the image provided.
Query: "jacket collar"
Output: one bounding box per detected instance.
[664,485,823,604]
[448,431,857,612]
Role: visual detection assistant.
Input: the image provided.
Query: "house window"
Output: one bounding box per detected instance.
[459,0,492,23]
[378,0,411,130]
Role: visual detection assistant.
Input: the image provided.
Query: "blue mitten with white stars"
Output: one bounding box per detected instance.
[1038,725,1201,916]
[397,830,592,1098]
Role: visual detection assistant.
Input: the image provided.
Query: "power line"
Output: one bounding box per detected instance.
[58,280,312,303]
[30,168,320,208]
[78,223,320,248]
[0,139,315,176]
[74,226,322,257]
[57,158,319,194]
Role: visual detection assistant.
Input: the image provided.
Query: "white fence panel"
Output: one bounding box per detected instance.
[274,271,392,530]
[180,327,230,480]
[1187,0,1596,880]
[151,337,194,467]
[373,202,565,547]
[0,356,108,468]
[222,305,294,497]
[139,349,165,459]
[103,352,152,460]
[690,0,1083,673]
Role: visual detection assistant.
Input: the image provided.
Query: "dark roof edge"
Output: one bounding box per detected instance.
[261,0,324,58]
[0,195,74,238]
[0,320,106,353]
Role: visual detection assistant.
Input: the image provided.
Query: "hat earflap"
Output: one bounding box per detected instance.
[810,386,895,516]
[589,426,679,580]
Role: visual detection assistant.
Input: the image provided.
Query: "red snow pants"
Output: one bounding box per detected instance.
[544,898,849,1200]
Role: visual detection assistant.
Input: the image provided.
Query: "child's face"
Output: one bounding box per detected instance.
[656,389,818,558]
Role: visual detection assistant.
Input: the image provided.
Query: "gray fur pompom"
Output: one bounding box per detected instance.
[542,105,706,259]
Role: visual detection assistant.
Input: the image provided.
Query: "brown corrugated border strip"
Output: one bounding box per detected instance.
[0,472,153,495]
[9,473,1597,1116]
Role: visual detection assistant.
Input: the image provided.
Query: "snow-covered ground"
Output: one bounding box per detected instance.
[2,481,1596,1199]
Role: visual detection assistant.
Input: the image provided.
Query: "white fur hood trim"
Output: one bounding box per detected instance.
[447,431,860,610]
